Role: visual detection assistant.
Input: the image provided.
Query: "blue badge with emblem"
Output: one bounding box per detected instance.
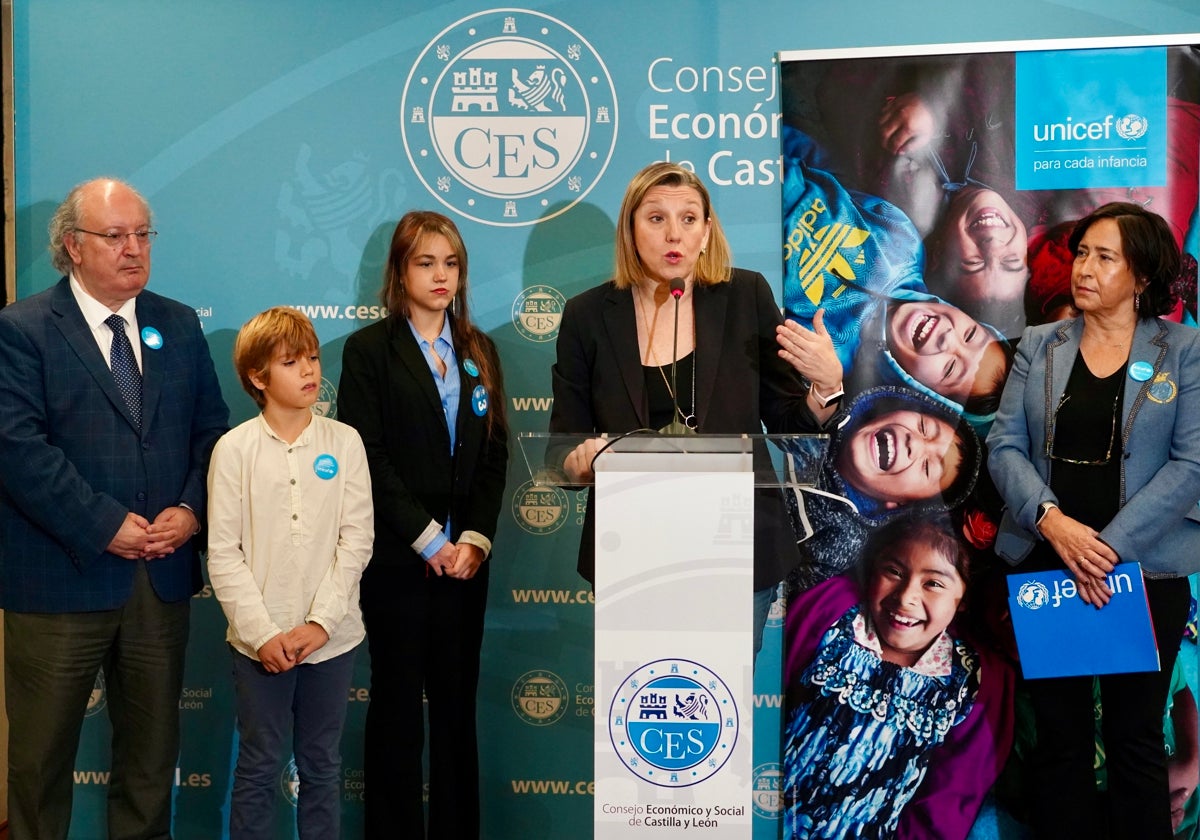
[463,358,479,377]
[1129,360,1154,382]
[471,385,489,416]
[1147,372,1178,404]
[140,326,163,349]
[313,454,338,480]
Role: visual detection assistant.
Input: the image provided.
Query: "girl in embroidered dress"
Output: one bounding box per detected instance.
[782,514,1014,839]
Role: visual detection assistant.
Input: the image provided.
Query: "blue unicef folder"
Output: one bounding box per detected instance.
[1007,562,1159,679]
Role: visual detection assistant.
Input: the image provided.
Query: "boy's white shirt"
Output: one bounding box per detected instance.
[207,413,374,663]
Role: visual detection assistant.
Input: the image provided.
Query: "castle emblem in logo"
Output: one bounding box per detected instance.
[512,669,570,726]
[752,762,783,819]
[512,479,569,535]
[1016,580,1050,610]
[1115,113,1148,141]
[401,10,618,226]
[312,377,337,418]
[608,659,738,788]
[512,284,567,342]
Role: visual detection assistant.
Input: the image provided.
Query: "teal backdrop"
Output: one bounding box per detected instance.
[10,2,1200,838]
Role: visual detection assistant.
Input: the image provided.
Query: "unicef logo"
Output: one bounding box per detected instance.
[512,478,569,535]
[752,762,783,820]
[512,284,567,342]
[1016,580,1051,610]
[280,758,300,808]
[401,9,618,226]
[85,669,106,718]
[608,658,738,788]
[512,669,570,726]
[1115,113,1148,141]
[313,453,339,480]
[140,326,163,350]
[312,377,337,417]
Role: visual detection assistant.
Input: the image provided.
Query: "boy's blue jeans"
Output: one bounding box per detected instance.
[229,646,358,840]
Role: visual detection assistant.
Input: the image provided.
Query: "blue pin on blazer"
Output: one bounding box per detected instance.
[471,385,489,416]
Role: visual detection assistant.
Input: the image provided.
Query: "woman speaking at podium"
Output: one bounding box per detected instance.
[988,202,1200,837]
[549,161,842,654]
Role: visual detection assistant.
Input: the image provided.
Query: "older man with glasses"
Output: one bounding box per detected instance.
[0,177,229,839]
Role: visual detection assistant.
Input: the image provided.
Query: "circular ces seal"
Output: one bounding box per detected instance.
[512,284,567,343]
[280,758,300,808]
[608,659,738,788]
[511,478,569,535]
[751,762,783,820]
[401,9,618,227]
[511,669,570,726]
[85,669,107,718]
[312,377,337,418]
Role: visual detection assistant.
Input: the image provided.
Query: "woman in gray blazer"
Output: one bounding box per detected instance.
[988,202,1200,838]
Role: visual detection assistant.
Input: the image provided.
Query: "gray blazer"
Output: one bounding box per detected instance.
[987,315,1200,578]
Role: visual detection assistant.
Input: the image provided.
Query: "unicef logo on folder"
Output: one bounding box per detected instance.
[1015,580,1050,610]
[1007,562,1159,679]
[401,9,617,227]
[607,659,737,788]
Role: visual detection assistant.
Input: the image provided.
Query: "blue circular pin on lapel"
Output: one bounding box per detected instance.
[313,454,338,480]
[1129,360,1153,382]
[141,326,163,349]
[463,358,480,377]
[471,385,489,416]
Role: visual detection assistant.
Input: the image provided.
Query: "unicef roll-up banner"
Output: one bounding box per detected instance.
[593,438,754,838]
[778,35,1200,839]
[10,2,1200,838]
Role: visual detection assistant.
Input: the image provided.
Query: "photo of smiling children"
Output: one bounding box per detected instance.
[782,514,1015,839]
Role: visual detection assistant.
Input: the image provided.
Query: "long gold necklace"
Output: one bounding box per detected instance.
[634,286,697,429]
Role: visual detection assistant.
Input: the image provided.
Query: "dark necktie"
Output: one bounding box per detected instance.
[105,314,142,427]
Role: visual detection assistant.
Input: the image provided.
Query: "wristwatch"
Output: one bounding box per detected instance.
[1036,501,1058,527]
[809,382,844,409]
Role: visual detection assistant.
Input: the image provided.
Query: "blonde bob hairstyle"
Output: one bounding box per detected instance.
[612,161,732,290]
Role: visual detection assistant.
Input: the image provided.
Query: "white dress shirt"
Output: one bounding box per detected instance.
[207,413,374,663]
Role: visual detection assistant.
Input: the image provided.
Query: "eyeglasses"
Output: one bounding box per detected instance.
[73,228,157,248]
[1044,392,1120,466]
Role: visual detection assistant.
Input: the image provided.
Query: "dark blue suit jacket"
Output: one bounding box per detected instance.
[0,278,229,612]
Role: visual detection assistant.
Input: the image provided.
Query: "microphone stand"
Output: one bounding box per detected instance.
[660,278,696,436]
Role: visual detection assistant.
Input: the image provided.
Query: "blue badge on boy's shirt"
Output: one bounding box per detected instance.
[471,385,488,417]
[313,454,338,480]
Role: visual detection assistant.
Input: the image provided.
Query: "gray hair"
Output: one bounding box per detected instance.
[48,178,153,274]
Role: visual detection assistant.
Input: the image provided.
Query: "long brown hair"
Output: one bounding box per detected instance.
[381,210,507,437]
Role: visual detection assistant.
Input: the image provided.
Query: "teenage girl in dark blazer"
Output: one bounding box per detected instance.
[339,211,508,839]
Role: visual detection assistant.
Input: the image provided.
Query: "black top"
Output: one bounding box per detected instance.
[1027,351,1125,571]
[643,352,696,430]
